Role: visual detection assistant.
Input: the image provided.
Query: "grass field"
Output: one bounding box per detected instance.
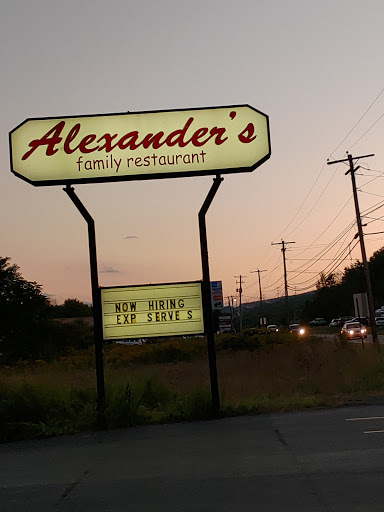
[1,333,384,442]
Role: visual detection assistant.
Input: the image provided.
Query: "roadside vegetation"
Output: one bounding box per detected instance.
[1,254,384,443]
[1,331,384,443]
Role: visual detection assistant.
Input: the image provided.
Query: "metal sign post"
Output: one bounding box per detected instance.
[64,185,106,428]
[199,175,223,416]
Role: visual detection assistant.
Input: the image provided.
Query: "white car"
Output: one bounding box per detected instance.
[341,322,367,340]
[376,317,384,327]
[267,324,279,332]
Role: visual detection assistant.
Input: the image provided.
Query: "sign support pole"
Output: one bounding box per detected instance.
[64,185,106,428]
[199,175,223,417]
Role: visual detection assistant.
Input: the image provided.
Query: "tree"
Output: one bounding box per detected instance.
[302,247,384,321]
[51,298,92,318]
[0,257,51,361]
[368,247,384,306]
[316,271,341,290]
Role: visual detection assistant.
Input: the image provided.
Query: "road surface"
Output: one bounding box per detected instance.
[318,333,384,344]
[2,403,384,511]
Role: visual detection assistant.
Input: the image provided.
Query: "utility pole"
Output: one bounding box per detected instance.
[234,275,246,331]
[227,296,235,332]
[327,153,378,344]
[271,240,295,325]
[251,269,267,325]
[230,295,237,332]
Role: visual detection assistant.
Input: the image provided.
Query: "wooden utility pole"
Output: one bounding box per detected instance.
[234,275,246,331]
[230,295,237,332]
[327,153,378,344]
[251,269,267,325]
[271,240,295,324]
[227,296,234,332]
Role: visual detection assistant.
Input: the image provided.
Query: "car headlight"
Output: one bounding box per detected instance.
[299,328,305,335]
[349,330,354,335]
[361,328,366,334]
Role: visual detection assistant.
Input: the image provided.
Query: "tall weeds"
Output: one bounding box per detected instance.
[1,335,383,442]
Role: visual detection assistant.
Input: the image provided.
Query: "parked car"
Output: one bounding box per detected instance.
[244,327,264,335]
[267,324,279,332]
[376,317,384,327]
[309,317,327,326]
[351,317,369,326]
[329,318,342,327]
[340,316,354,324]
[115,339,145,345]
[340,321,367,340]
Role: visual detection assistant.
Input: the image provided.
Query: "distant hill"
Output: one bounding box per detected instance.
[222,290,316,328]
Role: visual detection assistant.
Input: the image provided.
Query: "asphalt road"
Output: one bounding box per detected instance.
[318,333,384,344]
[2,403,384,511]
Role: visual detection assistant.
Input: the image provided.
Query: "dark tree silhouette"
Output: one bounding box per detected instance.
[0,257,51,360]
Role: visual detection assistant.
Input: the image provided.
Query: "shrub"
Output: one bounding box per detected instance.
[218,333,261,351]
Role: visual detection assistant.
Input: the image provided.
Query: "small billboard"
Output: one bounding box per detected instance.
[353,292,369,318]
[101,281,204,340]
[211,280,223,308]
[218,314,233,333]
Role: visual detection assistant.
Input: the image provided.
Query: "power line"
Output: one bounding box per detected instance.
[284,164,340,238]
[291,196,353,259]
[290,237,359,288]
[349,112,384,151]
[365,214,384,225]
[289,234,357,286]
[359,190,384,199]
[259,177,384,297]
[267,86,384,276]
[328,86,384,159]
[289,194,384,277]
[288,219,356,276]
[362,199,384,217]
[276,162,327,239]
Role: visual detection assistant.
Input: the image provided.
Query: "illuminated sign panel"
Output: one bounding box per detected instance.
[211,281,223,308]
[100,281,204,340]
[9,105,270,186]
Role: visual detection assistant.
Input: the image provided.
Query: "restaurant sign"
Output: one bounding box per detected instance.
[10,105,270,186]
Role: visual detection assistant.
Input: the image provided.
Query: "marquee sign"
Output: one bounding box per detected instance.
[100,281,204,340]
[9,105,270,186]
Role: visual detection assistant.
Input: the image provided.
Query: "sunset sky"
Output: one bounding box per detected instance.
[2,0,384,308]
